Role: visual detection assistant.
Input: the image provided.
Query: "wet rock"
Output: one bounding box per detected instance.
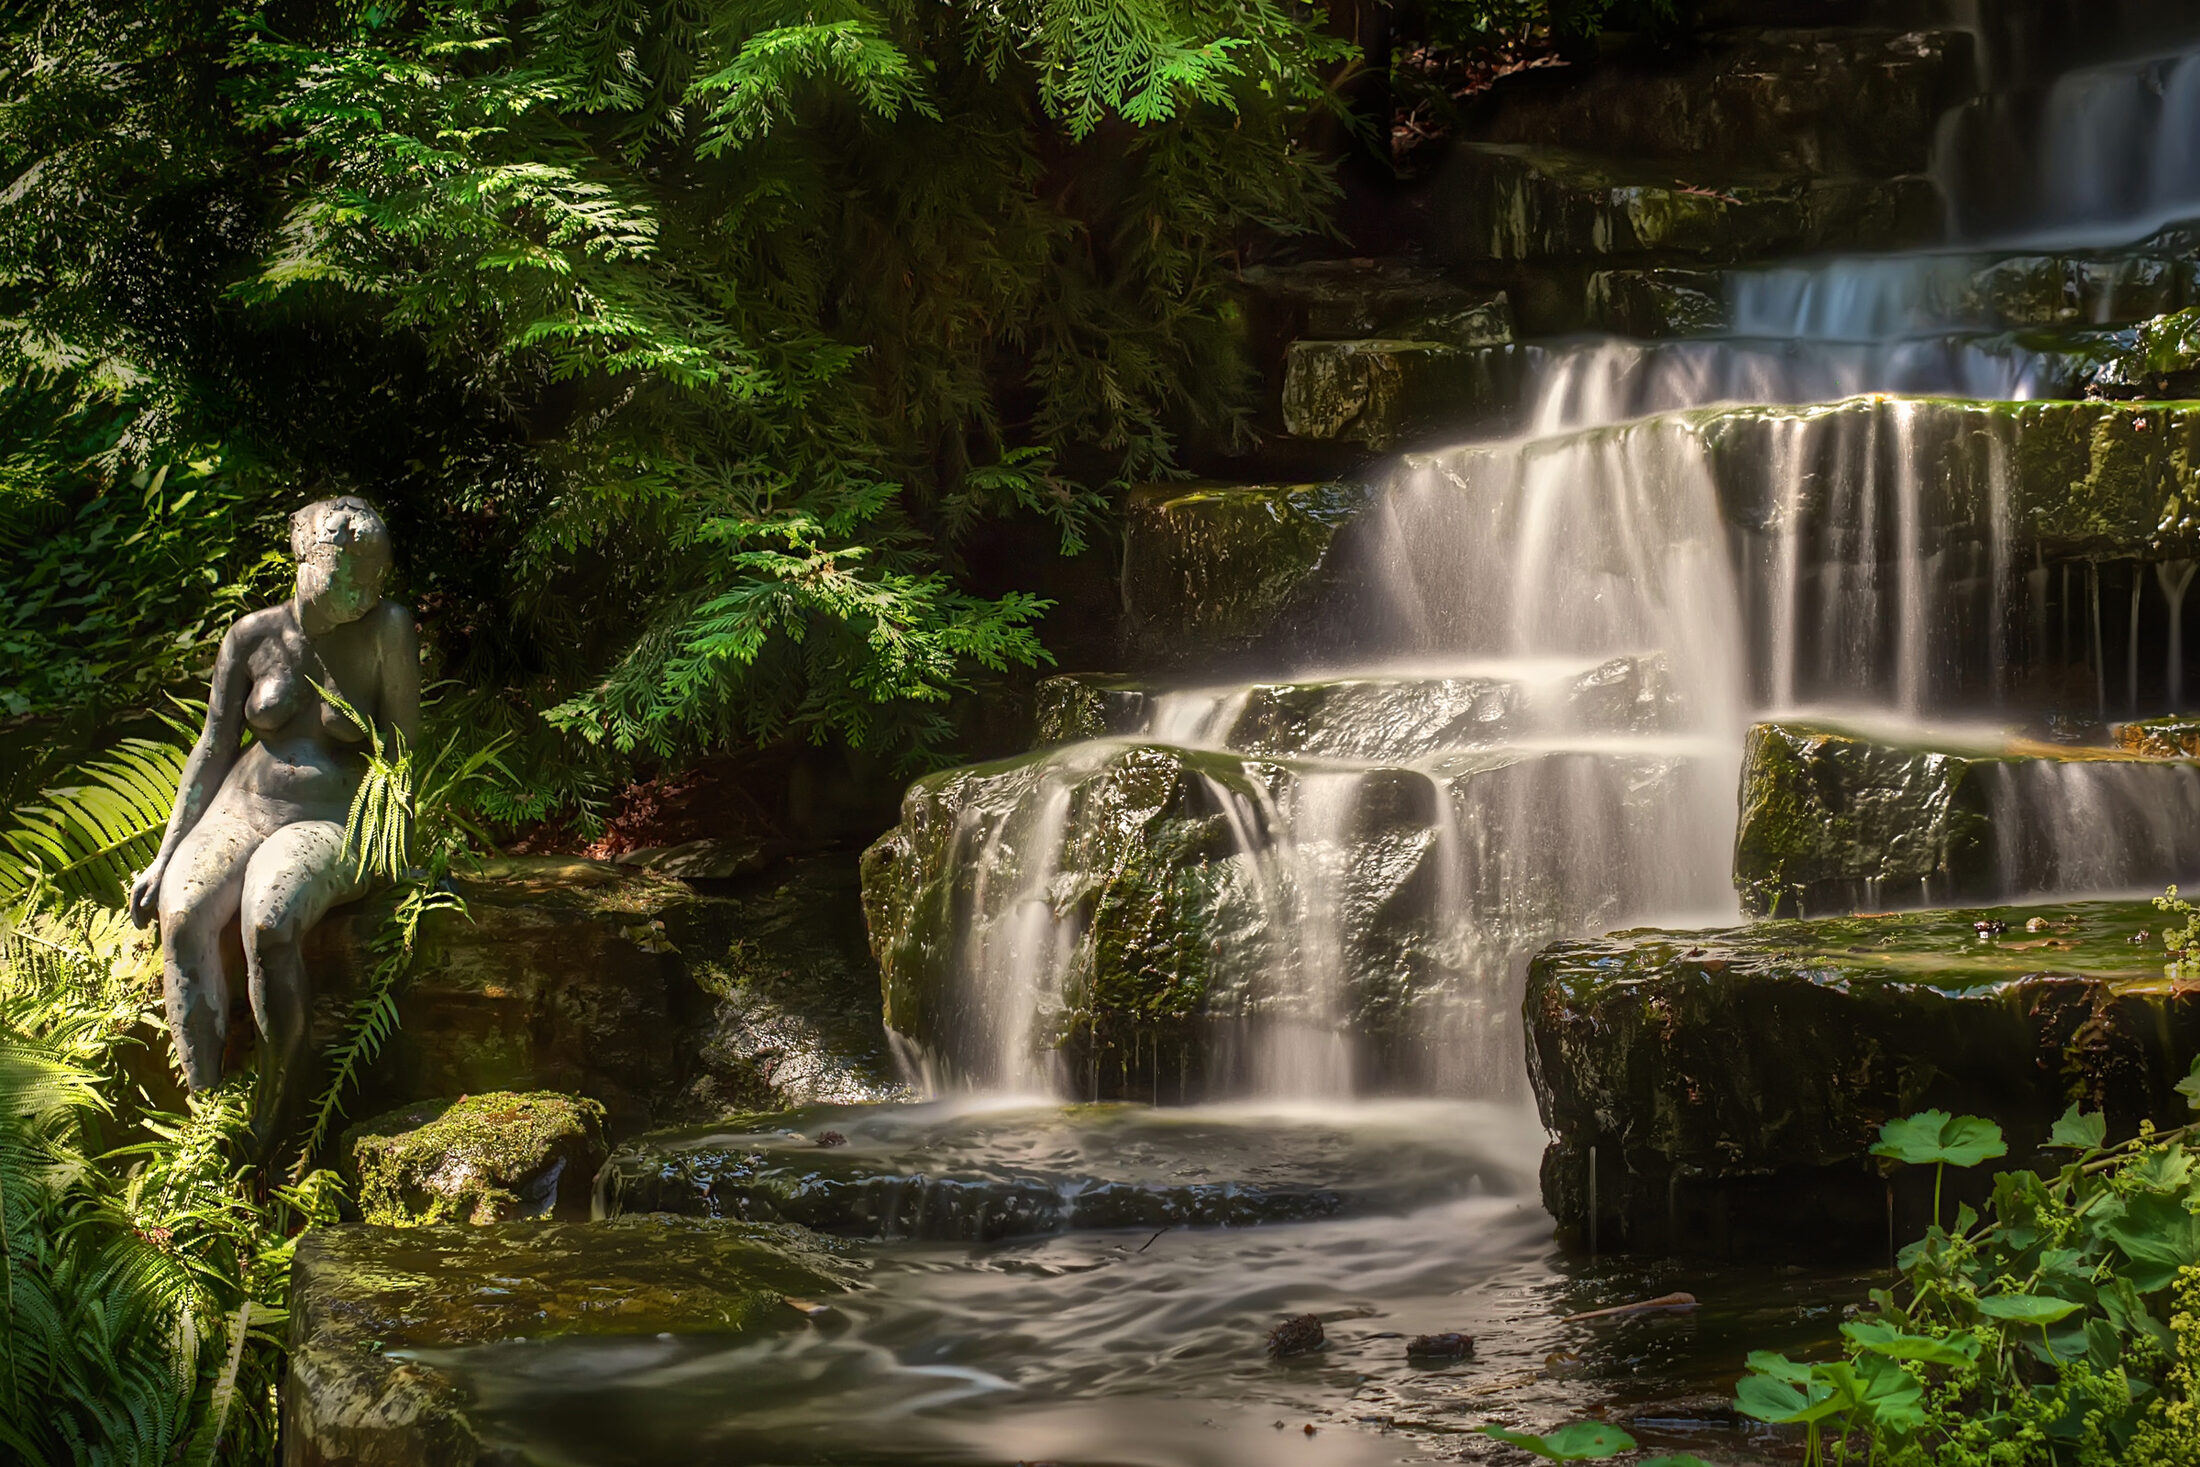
[304,855,902,1137]
[2117,715,2200,757]
[340,1092,606,1226]
[861,736,1721,1095]
[1267,1314,1325,1358]
[1433,144,1941,264]
[1405,1332,1473,1360]
[283,1215,857,1467]
[1033,673,1149,744]
[1469,26,1977,178]
[597,1102,1509,1239]
[1586,269,1728,336]
[613,837,772,880]
[2086,307,2200,399]
[1733,721,2200,917]
[1525,900,2200,1259]
[1119,480,1370,668]
[1280,339,1491,449]
[1971,252,2198,330]
[1241,260,1514,347]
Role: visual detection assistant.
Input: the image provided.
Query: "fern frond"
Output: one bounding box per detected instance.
[0,738,186,909]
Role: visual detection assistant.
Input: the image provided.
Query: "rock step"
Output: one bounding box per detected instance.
[1121,400,2200,674]
[1735,720,2200,918]
[1431,143,1942,267]
[1467,26,1977,180]
[861,739,1733,1095]
[1588,241,2200,339]
[1034,657,1679,760]
[1525,898,2200,1259]
[288,1216,857,1466]
[595,1102,1522,1240]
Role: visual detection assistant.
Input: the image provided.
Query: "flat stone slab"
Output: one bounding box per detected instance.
[1525,899,2200,1259]
[1433,143,1941,264]
[1734,720,2200,917]
[284,1216,858,1466]
[597,1101,1522,1240]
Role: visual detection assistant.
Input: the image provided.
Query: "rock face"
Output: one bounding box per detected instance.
[340,1092,606,1226]
[1280,339,1487,449]
[283,1216,857,1466]
[304,855,901,1137]
[1118,480,1370,669]
[1470,26,1978,178]
[1733,721,2200,917]
[1433,144,1941,265]
[1525,901,2200,1258]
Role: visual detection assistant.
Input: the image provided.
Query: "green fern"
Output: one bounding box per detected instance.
[1,738,187,909]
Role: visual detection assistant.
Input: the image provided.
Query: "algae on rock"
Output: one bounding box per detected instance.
[341,1092,607,1227]
[285,1216,858,1466]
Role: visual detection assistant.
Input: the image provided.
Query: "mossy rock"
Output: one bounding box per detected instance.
[1586,268,1727,336]
[340,1092,607,1227]
[1118,479,1371,668]
[1240,260,1513,346]
[1525,900,2200,1259]
[284,1215,858,1466]
[1733,721,2200,917]
[1433,143,1941,265]
[2118,715,2200,758]
[1032,673,1148,744]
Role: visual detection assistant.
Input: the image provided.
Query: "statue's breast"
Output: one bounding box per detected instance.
[245,672,302,734]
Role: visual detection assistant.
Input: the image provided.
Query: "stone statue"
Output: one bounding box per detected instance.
[129,497,420,1157]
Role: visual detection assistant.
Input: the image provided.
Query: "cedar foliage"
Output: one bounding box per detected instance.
[0,0,1349,776]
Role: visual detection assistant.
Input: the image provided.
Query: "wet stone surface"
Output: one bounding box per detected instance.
[595,1100,1521,1241]
[1527,899,2200,1259]
[341,1091,606,1227]
[284,1215,859,1467]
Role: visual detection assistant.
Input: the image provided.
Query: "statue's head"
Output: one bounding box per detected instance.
[291,497,392,627]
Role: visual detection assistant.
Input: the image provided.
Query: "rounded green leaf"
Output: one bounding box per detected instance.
[1477,1422,1637,1461]
[1871,1111,2008,1169]
[1977,1293,2082,1326]
[1842,1321,1981,1367]
[2047,1104,2107,1151]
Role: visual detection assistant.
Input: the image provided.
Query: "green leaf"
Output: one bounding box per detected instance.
[2097,1192,2200,1293]
[1842,1321,1982,1367]
[1871,1111,2009,1169]
[1476,1422,1637,1461]
[2177,1057,2200,1111]
[1976,1293,2083,1326]
[1735,1369,1842,1426]
[2048,1103,2107,1150]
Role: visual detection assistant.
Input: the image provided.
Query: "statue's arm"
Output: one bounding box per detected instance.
[378,602,421,751]
[130,624,252,928]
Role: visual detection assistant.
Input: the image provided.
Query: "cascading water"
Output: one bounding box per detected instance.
[885,10,2200,1105]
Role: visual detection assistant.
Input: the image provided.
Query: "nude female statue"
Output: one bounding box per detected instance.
[128,497,419,1157]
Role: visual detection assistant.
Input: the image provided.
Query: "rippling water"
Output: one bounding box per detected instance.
[417,1103,1866,1467]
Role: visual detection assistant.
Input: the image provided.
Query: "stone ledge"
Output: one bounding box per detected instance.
[1524,900,2200,1260]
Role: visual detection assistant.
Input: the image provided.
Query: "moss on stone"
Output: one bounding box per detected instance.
[1525,899,2200,1257]
[342,1092,608,1226]
[285,1215,859,1465]
[1033,673,1148,744]
[1119,479,1371,666]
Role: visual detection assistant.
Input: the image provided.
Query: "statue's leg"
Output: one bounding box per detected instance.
[156,809,265,1092]
[239,820,362,1159]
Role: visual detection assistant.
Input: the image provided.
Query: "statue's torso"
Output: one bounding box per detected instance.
[218,601,405,827]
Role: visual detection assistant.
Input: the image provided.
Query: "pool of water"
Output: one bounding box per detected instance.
[416,1102,1863,1466]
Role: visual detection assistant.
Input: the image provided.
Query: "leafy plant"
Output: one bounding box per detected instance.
[1476,1421,1709,1464]
[1737,1085,2200,1465]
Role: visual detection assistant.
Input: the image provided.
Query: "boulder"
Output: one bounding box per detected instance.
[2118,715,2200,758]
[1524,900,2200,1259]
[339,1092,606,1227]
[1118,479,1370,668]
[303,855,902,1137]
[1432,143,1941,265]
[861,737,1727,1095]
[1586,268,1728,336]
[283,1215,857,1466]
[1279,339,1515,448]
[1733,721,2200,917]
[1032,673,1149,744]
